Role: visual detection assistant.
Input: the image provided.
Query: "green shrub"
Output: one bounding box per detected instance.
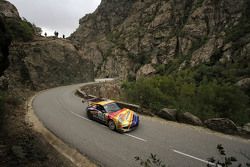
[187,81,249,124]
[135,154,166,167]
[6,18,34,42]
[225,0,250,44]
[123,74,250,125]
[207,144,250,167]
[123,78,166,111]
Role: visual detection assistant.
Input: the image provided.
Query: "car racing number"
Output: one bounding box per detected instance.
[98,111,105,121]
[92,104,106,122]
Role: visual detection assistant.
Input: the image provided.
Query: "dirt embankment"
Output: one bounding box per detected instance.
[0,92,78,167]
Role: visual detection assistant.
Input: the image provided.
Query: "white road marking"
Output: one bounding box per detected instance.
[125,134,147,142]
[68,110,91,121]
[172,149,221,167]
[56,97,90,122]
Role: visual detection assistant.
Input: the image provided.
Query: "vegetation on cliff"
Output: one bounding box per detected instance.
[5,17,35,42]
[123,69,250,125]
[0,12,35,76]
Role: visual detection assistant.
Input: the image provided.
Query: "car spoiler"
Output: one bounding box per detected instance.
[82,97,108,106]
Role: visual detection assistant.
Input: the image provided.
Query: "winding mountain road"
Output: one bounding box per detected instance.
[32,80,250,167]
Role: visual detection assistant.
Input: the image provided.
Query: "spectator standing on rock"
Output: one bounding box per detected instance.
[54,31,59,38]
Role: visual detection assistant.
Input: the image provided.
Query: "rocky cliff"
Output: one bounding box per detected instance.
[1,38,94,93]
[70,0,250,81]
[0,0,20,76]
[0,0,94,93]
[0,2,94,166]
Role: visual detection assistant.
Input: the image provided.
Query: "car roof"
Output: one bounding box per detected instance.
[94,100,115,106]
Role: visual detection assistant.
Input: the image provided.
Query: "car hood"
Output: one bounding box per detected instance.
[108,108,135,123]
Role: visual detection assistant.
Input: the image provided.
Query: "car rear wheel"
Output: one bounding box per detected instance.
[108,120,116,131]
[87,110,93,120]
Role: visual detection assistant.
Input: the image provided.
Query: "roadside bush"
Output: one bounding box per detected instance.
[207,144,250,167]
[188,81,249,124]
[135,154,166,167]
[123,79,166,111]
[6,18,34,42]
[225,0,250,44]
[123,73,250,125]
[135,145,250,167]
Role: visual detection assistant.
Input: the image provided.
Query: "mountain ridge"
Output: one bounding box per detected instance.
[70,0,250,82]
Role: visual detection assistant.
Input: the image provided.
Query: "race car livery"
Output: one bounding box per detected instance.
[86,100,139,132]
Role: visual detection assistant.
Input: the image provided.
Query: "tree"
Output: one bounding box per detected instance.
[32,23,42,35]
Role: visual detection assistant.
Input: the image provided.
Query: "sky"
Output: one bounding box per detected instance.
[7,0,101,37]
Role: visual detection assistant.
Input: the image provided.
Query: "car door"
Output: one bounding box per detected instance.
[95,105,106,122]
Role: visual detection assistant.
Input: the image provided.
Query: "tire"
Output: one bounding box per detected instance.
[87,110,93,120]
[108,120,116,131]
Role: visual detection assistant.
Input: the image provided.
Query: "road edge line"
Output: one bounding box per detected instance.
[26,92,98,167]
[172,149,220,167]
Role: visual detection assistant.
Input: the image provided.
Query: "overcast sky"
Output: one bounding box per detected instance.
[7,0,101,37]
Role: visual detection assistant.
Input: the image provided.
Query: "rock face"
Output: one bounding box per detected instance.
[136,64,156,80]
[157,108,177,121]
[242,123,250,134]
[0,0,94,92]
[0,0,20,18]
[236,78,250,90]
[1,38,94,92]
[0,0,20,76]
[0,15,10,76]
[70,0,249,80]
[81,81,121,100]
[204,118,238,134]
[177,112,203,126]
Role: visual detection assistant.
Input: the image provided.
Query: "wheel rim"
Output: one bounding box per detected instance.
[109,121,115,130]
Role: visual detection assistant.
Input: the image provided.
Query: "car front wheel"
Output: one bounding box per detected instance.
[108,120,116,131]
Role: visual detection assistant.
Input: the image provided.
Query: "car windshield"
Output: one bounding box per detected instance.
[104,103,121,113]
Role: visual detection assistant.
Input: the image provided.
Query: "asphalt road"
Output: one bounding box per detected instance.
[33,81,250,167]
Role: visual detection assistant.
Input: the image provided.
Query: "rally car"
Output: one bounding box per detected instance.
[86,99,139,132]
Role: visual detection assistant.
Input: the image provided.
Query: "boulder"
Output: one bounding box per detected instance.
[204,118,238,134]
[242,123,250,134]
[0,1,20,18]
[157,108,177,121]
[236,78,250,90]
[136,64,156,80]
[177,112,203,126]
